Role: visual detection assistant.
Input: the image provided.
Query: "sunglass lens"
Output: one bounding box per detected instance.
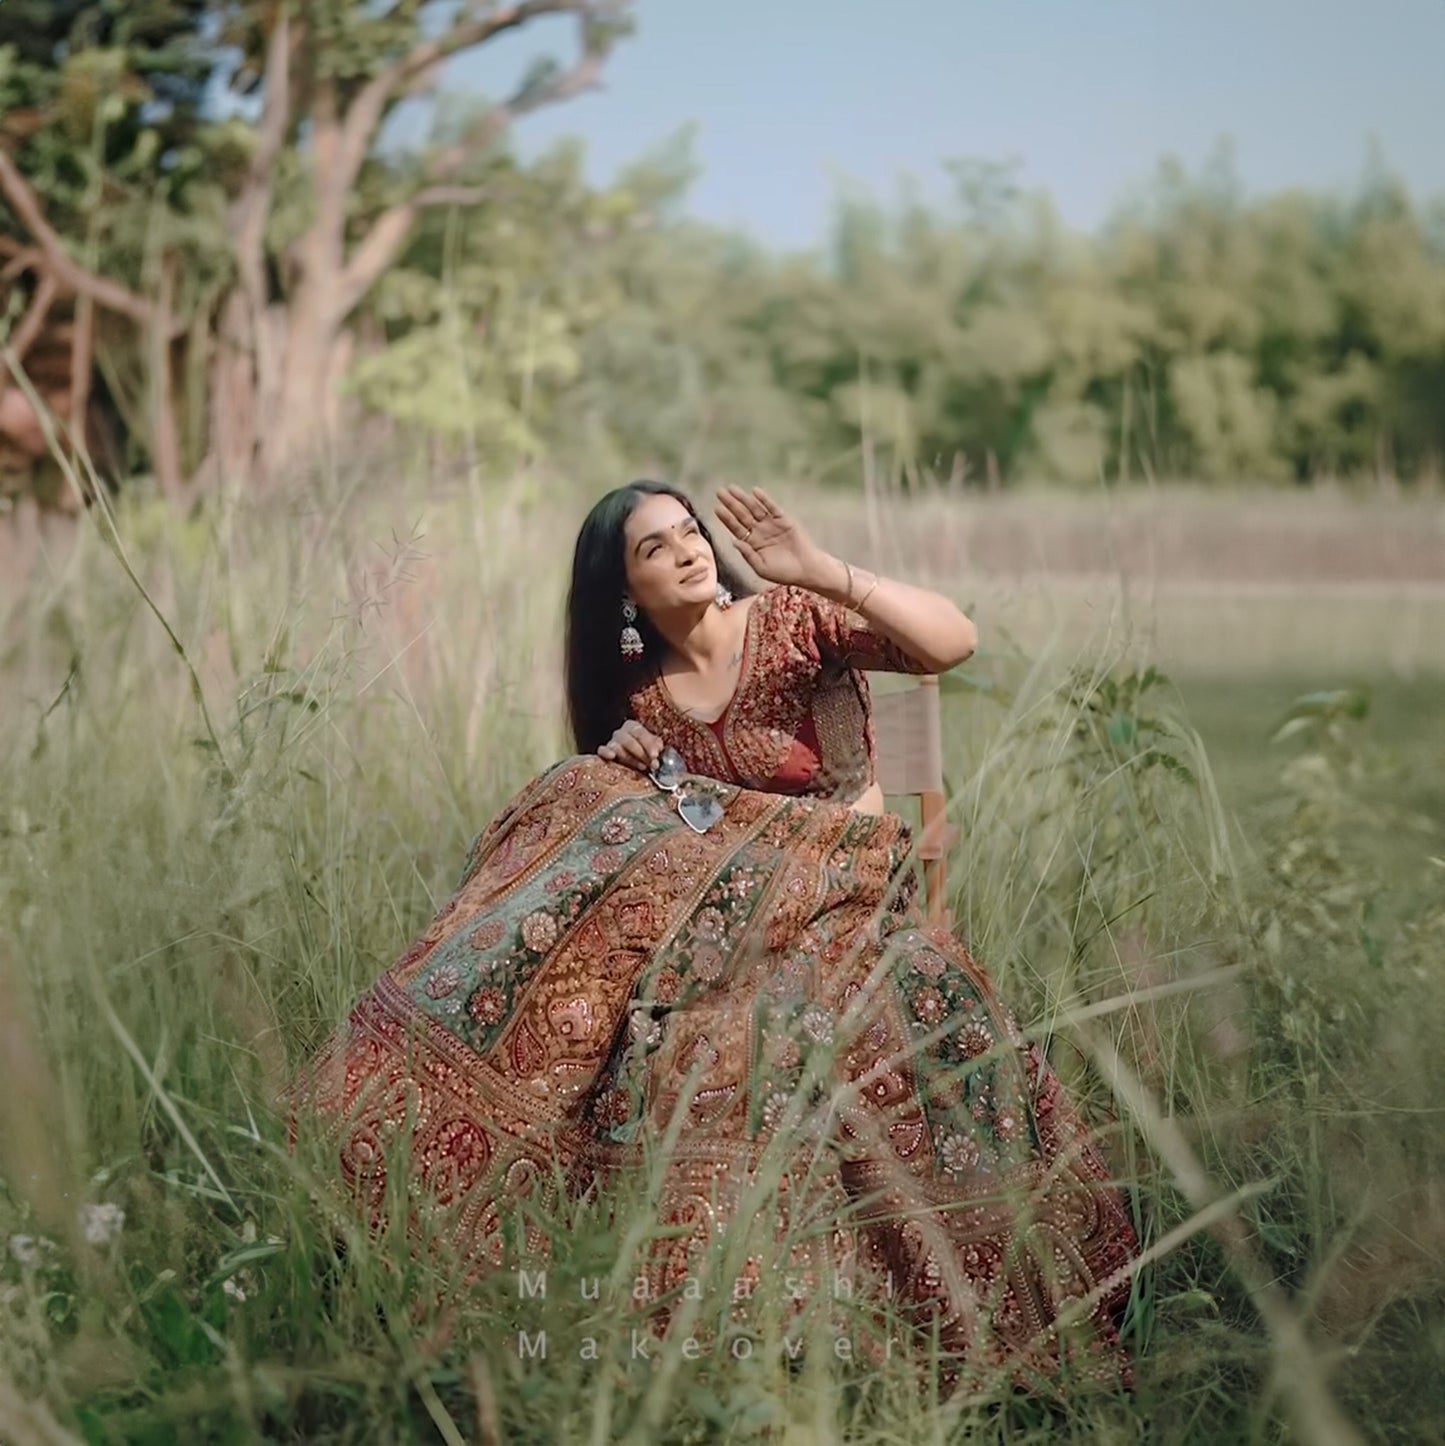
[677,791,723,833]
[651,747,687,790]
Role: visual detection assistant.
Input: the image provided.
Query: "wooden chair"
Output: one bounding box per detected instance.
[871,674,960,927]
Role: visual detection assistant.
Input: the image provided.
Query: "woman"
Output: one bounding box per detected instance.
[289,481,1139,1398]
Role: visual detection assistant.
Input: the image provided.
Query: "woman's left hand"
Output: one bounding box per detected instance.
[713,486,834,589]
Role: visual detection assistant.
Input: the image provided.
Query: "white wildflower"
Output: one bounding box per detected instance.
[8,1235,41,1268]
[222,1276,248,1303]
[81,1202,126,1246]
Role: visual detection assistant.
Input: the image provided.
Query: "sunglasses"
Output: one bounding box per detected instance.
[648,746,726,834]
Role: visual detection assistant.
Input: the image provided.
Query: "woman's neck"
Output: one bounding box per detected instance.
[653,601,739,673]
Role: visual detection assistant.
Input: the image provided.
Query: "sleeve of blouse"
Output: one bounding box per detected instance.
[785,586,937,674]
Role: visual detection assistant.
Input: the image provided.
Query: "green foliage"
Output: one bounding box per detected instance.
[383,139,1442,488]
[0,3,219,207]
[3,9,1444,492]
[2,478,1444,1440]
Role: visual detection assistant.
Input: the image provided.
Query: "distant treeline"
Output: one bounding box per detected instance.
[0,2,1440,492]
[438,143,1445,489]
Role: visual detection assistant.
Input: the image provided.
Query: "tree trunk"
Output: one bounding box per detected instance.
[149,259,184,501]
[257,283,347,483]
[207,289,258,487]
[208,281,351,489]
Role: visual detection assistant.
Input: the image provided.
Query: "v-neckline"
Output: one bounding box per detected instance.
[657,593,763,729]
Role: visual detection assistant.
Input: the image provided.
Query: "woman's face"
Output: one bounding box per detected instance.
[621,492,717,616]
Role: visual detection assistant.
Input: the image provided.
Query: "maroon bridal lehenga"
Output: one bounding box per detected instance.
[288,586,1139,1397]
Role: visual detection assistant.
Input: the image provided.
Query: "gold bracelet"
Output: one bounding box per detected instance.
[841,559,857,607]
[855,572,880,611]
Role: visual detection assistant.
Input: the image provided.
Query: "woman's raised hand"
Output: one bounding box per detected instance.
[597,719,665,772]
[713,485,833,589]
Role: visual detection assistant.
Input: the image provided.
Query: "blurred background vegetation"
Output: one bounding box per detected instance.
[1,5,1443,1444]
[1,0,1443,508]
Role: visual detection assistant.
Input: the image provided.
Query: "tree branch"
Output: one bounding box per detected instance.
[250,10,297,191]
[1,272,57,378]
[2,245,45,284]
[337,8,619,314]
[335,207,414,318]
[231,10,297,271]
[230,10,300,415]
[334,1,595,212]
[412,184,492,209]
[0,151,155,326]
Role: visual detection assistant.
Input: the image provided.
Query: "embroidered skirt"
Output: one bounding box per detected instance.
[287,755,1138,1396]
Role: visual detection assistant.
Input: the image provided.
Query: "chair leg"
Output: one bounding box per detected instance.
[920,789,951,928]
[924,857,948,928]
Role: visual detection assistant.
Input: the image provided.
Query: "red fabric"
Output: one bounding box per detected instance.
[703,710,822,795]
[631,586,934,806]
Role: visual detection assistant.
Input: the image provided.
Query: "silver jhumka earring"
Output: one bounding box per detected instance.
[620,599,643,659]
[715,583,734,610]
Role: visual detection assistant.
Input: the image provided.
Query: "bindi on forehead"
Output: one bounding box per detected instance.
[629,511,696,554]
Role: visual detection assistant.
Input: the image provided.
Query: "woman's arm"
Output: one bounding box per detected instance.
[714,484,978,674]
[803,555,978,674]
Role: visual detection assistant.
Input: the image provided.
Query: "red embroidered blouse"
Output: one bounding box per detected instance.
[628,584,935,805]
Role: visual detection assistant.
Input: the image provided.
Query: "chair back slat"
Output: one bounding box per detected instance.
[871,675,943,797]
[870,673,954,926]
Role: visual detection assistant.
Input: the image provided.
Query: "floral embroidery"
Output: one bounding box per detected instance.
[596,1088,632,1126]
[590,847,624,873]
[958,1020,995,1058]
[939,1132,981,1176]
[910,949,946,979]
[912,986,947,1024]
[395,938,433,970]
[694,906,726,942]
[618,900,654,939]
[549,994,596,1040]
[470,919,507,951]
[994,1107,1024,1142]
[520,910,558,952]
[761,1091,792,1130]
[423,964,462,999]
[681,1033,721,1072]
[600,817,633,845]
[627,1010,663,1048]
[763,1033,802,1070]
[764,959,810,1000]
[800,1005,833,1043]
[692,946,724,982]
[469,987,507,1026]
[545,870,576,893]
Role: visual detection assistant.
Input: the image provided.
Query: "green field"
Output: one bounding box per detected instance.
[1,478,1442,1445]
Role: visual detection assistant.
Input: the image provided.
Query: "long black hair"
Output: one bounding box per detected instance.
[565,480,754,753]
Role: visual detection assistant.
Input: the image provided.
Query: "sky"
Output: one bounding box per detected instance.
[423,0,1445,251]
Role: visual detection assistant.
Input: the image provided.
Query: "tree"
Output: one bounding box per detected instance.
[0,2,221,495]
[2,0,634,489]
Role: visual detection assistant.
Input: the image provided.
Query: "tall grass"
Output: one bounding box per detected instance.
[1,467,1442,1443]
